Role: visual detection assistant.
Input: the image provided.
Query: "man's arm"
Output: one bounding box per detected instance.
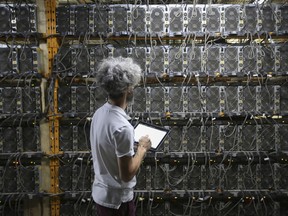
[117,136,151,182]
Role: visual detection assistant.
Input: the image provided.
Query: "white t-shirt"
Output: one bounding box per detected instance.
[90,102,136,209]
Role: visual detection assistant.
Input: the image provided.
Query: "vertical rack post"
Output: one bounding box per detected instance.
[46,0,60,216]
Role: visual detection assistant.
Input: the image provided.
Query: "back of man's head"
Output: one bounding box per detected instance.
[95,57,142,100]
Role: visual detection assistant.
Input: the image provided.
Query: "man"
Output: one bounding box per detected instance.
[90,57,151,216]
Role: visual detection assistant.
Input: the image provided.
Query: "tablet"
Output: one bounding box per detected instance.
[134,121,169,151]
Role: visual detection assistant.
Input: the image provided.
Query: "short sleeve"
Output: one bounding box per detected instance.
[114,125,135,157]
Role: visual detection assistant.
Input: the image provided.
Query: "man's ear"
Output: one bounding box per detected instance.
[127,86,133,94]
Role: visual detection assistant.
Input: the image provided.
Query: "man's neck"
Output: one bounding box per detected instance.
[108,98,127,110]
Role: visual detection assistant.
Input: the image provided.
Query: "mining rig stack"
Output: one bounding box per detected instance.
[1,0,288,216]
[53,1,288,216]
[0,2,42,216]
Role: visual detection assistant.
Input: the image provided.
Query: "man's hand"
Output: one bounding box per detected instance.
[138,135,152,152]
[118,135,151,182]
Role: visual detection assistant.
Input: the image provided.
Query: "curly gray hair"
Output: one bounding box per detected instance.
[95,57,142,99]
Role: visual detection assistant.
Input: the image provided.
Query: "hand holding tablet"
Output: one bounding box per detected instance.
[134,121,170,151]
[138,135,152,151]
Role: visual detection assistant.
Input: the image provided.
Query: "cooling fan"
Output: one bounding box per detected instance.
[260,86,274,113]
[259,125,275,151]
[56,46,72,76]
[59,125,73,151]
[75,5,89,35]
[206,7,220,33]
[224,165,238,190]
[3,167,17,192]
[150,87,164,113]
[91,86,107,111]
[240,125,257,151]
[244,6,257,33]
[60,202,74,216]
[131,6,145,33]
[22,87,39,113]
[260,164,274,190]
[206,86,220,113]
[0,48,12,76]
[259,45,274,74]
[241,164,257,189]
[18,47,34,74]
[168,126,182,151]
[150,6,165,34]
[58,86,71,113]
[15,6,31,33]
[224,47,238,75]
[206,125,220,151]
[56,6,70,35]
[74,164,91,191]
[131,47,146,73]
[151,166,165,189]
[168,164,184,189]
[132,87,146,113]
[168,46,183,75]
[187,86,202,113]
[279,164,288,189]
[77,125,90,151]
[2,127,17,153]
[186,165,201,190]
[279,44,288,74]
[243,46,257,73]
[1,87,18,114]
[169,87,183,113]
[19,166,37,192]
[149,46,164,76]
[0,6,11,33]
[242,86,256,114]
[22,126,39,152]
[279,124,288,151]
[206,47,220,75]
[222,124,238,150]
[187,6,202,33]
[59,165,72,191]
[74,47,90,76]
[279,6,288,32]
[280,86,288,115]
[224,86,238,115]
[205,164,222,190]
[94,6,108,34]
[187,46,201,73]
[225,6,239,33]
[262,6,275,33]
[186,126,201,152]
[112,6,128,34]
[169,6,183,34]
[74,86,90,113]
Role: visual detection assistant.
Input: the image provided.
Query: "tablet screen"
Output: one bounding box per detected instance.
[134,122,169,150]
